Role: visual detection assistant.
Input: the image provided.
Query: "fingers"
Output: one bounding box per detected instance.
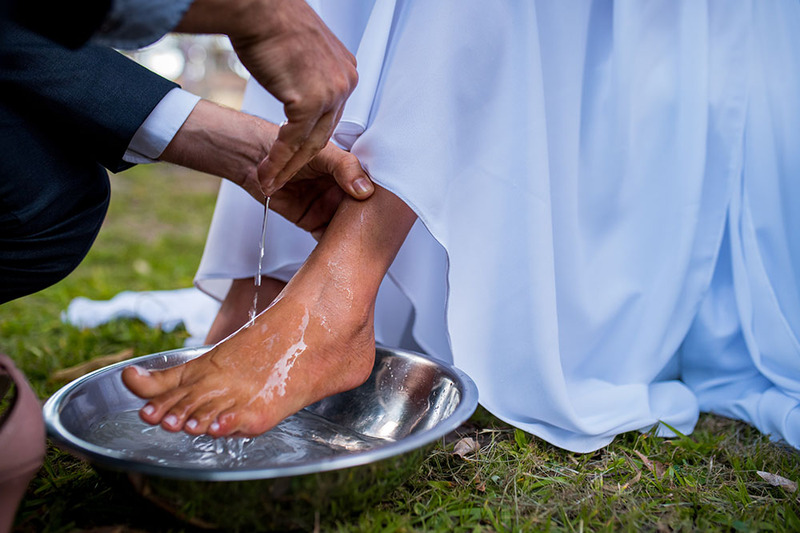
[255,32,355,193]
[269,176,345,233]
[258,108,339,195]
[295,185,345,233]
[259,140,372,237]
[241,174,267,203]
[222,0,357,194]
[307,144,374,200]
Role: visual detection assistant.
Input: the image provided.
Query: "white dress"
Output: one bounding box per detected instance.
[197,0,800,452]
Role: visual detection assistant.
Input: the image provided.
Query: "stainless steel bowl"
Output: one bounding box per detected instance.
[43,345,478,530]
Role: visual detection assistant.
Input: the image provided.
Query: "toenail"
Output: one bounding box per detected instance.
[131,365,150,376]
[186,419,198,430]
[210,421,220,432]
[142,404,155,416]
[164,414,178,427]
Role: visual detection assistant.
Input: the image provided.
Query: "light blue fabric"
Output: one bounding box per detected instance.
[681,0,800,446]
[198,0,800,452]
[92,0,194,50]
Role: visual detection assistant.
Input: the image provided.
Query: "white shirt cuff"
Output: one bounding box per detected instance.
[123,88,201,165]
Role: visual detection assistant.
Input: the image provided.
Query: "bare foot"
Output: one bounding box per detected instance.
[205,276,287,345]
[123,263,375,437]
[123,185,416,437]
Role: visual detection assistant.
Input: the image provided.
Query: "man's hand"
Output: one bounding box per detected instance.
[176,0,358,196]
[269,143,368,239]
[159,99,373,217]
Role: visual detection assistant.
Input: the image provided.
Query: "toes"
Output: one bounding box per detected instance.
[208,410,244,438]
[212,408,280,438]
[138,388,188,427]
[159,392,211,432]
[183,398,235,436]
[122,364,185,399]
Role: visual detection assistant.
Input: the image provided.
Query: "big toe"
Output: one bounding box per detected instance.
[121,364,183,398]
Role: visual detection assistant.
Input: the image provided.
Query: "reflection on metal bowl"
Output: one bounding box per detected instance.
[43,346,478,530]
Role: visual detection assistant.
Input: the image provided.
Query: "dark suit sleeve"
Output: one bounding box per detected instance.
[0,21,179,172]
[10,0,112,49]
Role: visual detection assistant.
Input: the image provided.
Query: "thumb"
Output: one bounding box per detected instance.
[331,152,374,200]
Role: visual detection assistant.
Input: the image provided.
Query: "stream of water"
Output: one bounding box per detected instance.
[249,196,271,325]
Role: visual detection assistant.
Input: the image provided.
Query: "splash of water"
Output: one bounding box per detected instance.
[88,409,389,469]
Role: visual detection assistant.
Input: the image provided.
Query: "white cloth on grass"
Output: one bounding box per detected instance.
[197,0,800,452]
[63,288,219,347]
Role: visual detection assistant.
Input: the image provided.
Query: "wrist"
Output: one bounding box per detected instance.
[160,100,276,195]
[228,0,279,43]
[227,111,274,186]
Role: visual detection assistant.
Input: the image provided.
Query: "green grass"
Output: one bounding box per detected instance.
[2,164,799,532]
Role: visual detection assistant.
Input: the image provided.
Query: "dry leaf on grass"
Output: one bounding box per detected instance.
[633,450,667,479]
[619,469,642,491]
[49,348,135,383]
[453,436,479,458]
[757,471,798,493]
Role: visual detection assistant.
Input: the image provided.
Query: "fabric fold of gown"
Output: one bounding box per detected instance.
[196,0,800,452]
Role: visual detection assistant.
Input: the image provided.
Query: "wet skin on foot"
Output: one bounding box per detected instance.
[121,282,376,437]
[122,186,417,437]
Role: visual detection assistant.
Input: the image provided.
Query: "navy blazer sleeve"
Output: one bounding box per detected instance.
[10,0,112,49]
[0,21,178,172]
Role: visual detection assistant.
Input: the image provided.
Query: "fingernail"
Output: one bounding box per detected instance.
[210,421,220,433]
[131,365,150,376]
[142,404,155,416]
[353,178,372,196]
[186,419,198,430]
[164,414,178,427]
